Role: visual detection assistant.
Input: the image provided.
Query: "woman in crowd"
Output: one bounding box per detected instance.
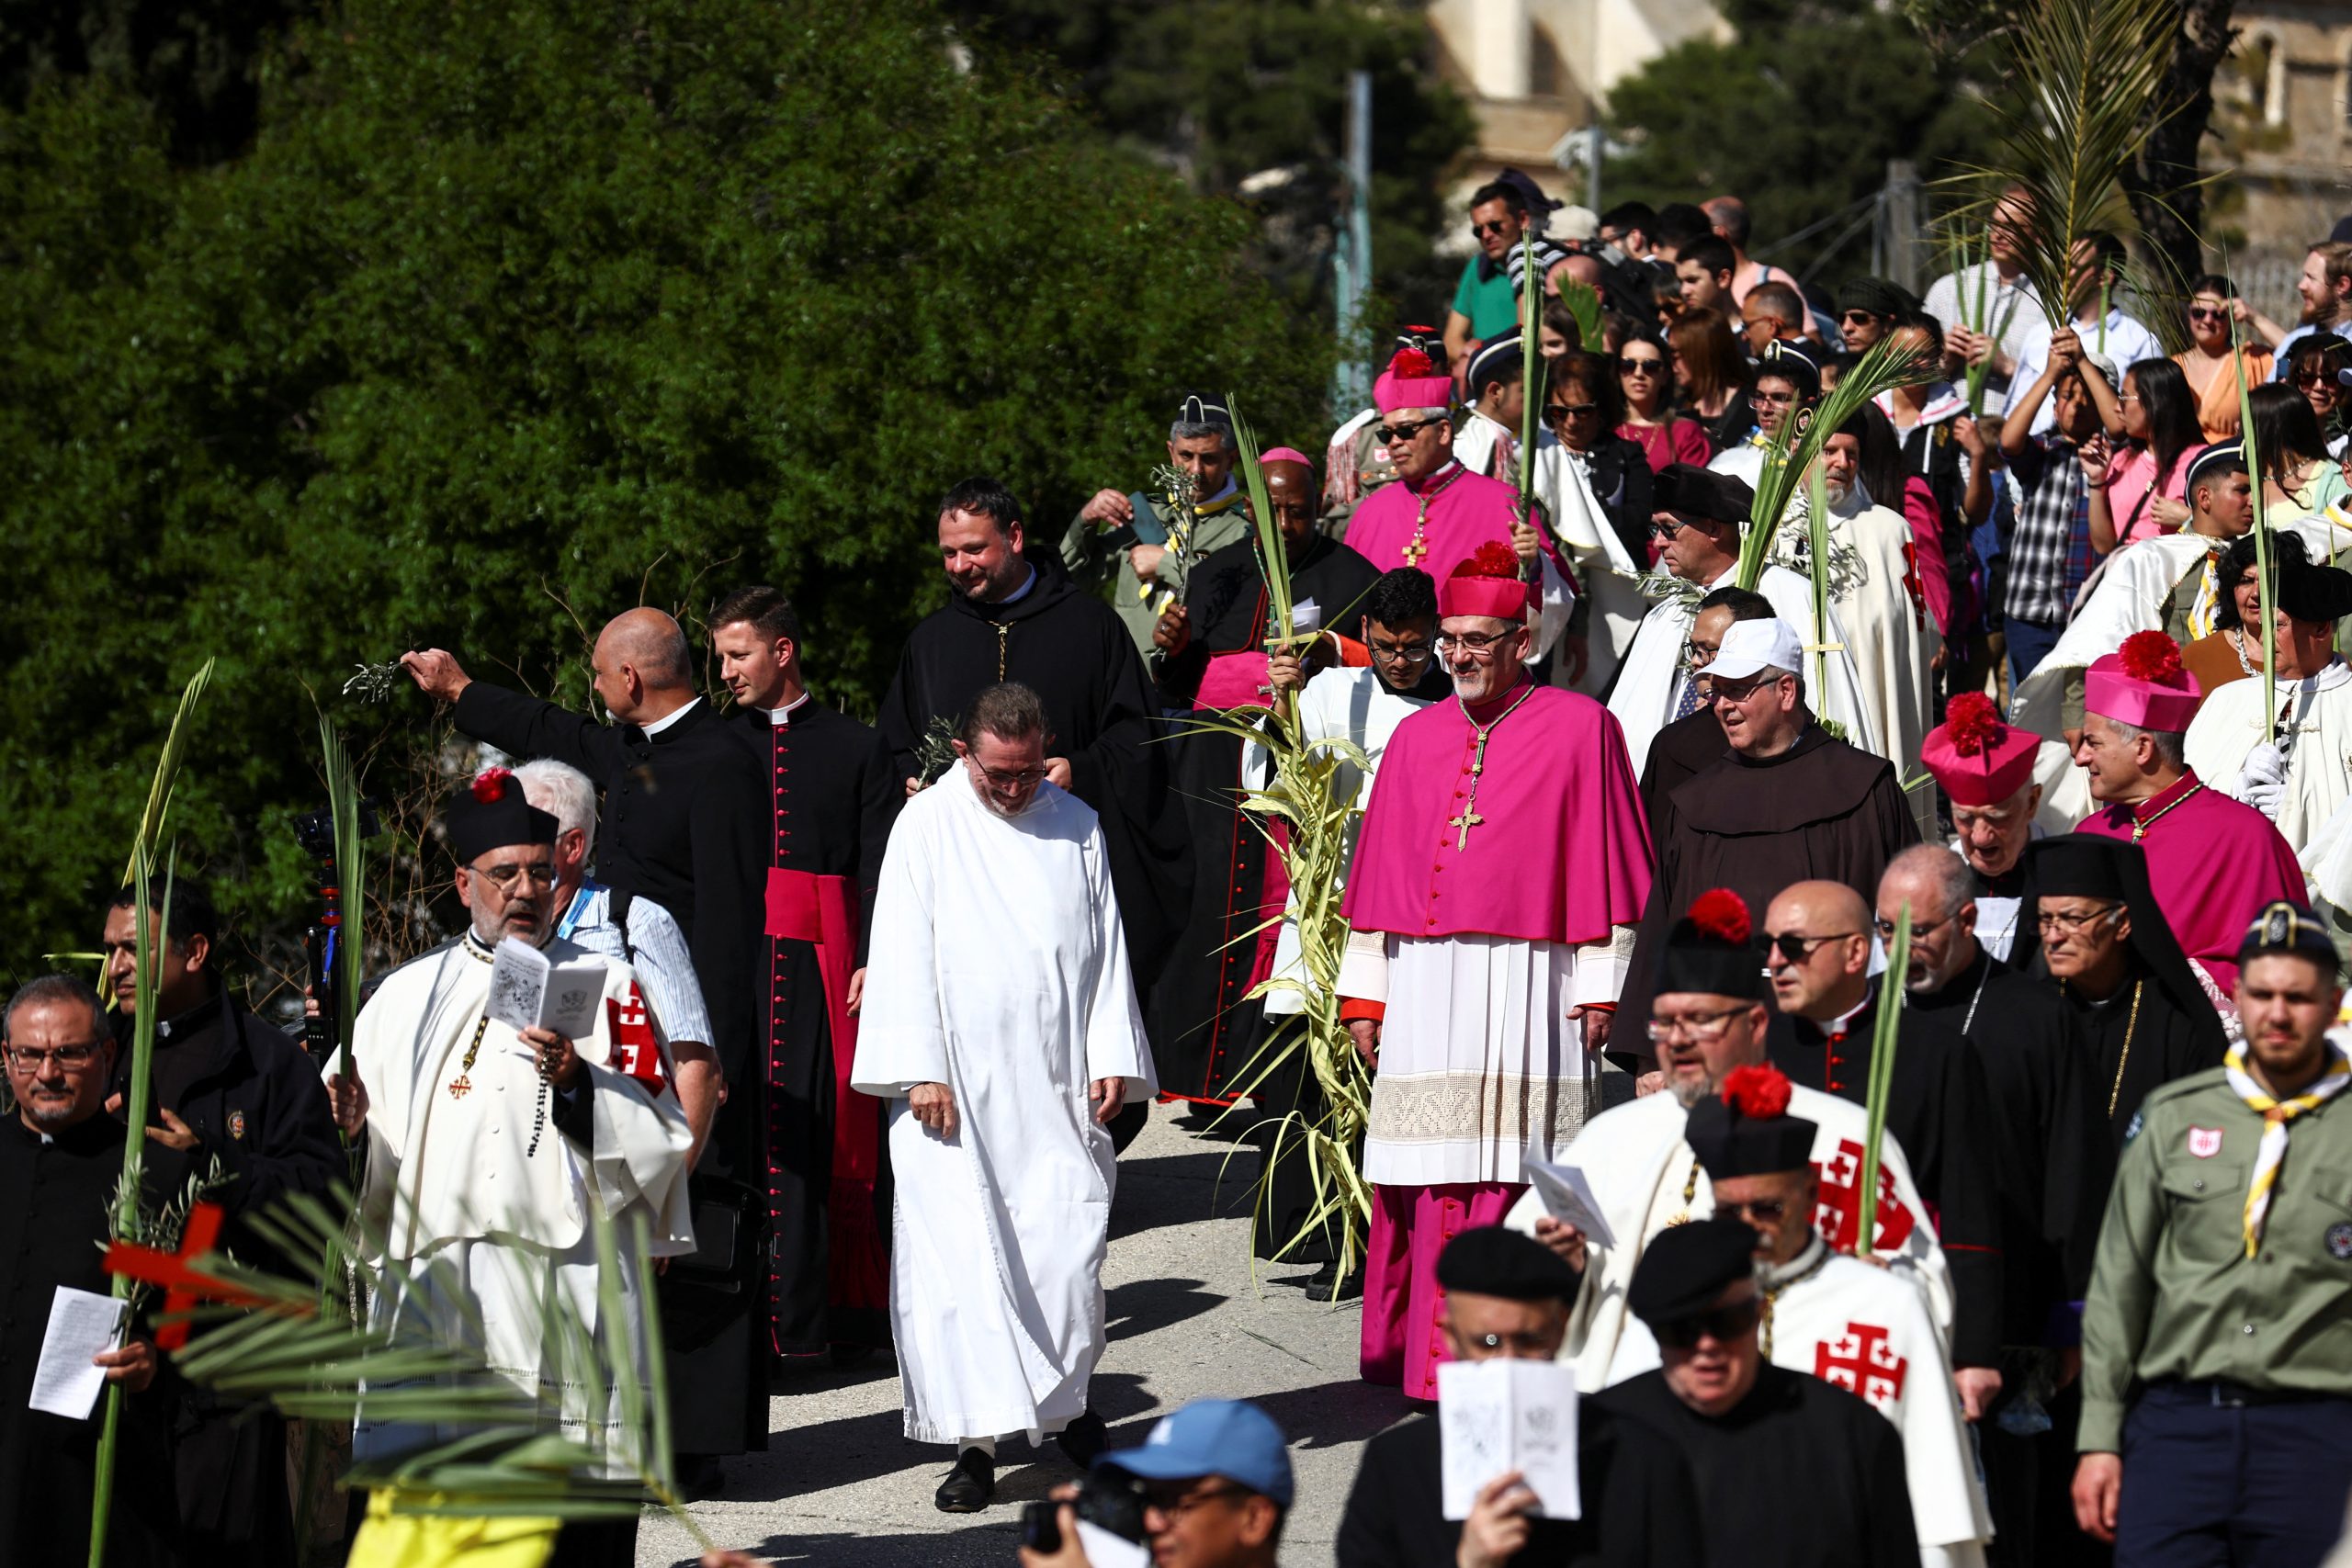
[1546,349,1657,566]
[2088,357,2202,553]
[1614,323,1712,475]
[2172,275,2271,442]
[2181,530,2305,697]
[2253,380,2351,518]
[2286,333,2352,456]
[1669,310,1754,451]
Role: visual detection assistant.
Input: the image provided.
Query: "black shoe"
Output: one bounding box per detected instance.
[935,1447,995,1512]
[675,1454,726,1503]
[1304,1261,1363,1303]
[1056,1410,1108,1468]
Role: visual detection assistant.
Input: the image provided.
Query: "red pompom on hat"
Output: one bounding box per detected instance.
[1389,346,1434,378]
[1458,539,1521,579]
[1919,691,2039,807]
[2086,629,2201,734]
[471,765,514,804]
[1436,539,1532,620]
[1374,344,1454,416]
[1720,1063,1792,1121]
[1688,888,1751,945]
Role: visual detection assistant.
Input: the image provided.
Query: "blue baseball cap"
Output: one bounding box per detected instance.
[1095,1400,1294,1508]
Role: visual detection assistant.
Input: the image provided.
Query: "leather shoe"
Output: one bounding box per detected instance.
[1304,1261,1363,1303]
[1056,1410,1107,1468]
[934,1447,994,1512]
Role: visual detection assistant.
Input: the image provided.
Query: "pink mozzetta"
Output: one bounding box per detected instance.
[1342,684,1654,946]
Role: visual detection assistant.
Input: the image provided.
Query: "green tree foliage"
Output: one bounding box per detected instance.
[1602,0,1999,285]
[944,0,1476,327]
[0,0,302,164]
[0,0,1333,981]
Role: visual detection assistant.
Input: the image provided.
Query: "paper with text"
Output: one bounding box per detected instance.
[488,938,605,1040]
[1439,1358,1580,1520]
[29,1286,127,1419]
[1525,1156,1616,1249]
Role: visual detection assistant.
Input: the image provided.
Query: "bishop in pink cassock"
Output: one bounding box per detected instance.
[1340,343,1575,660]
[2072,630,2305,998]
[1336,544,1653,1400]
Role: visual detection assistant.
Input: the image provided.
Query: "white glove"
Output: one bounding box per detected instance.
[2243,776,2286,819]
[2239,741,2288,789]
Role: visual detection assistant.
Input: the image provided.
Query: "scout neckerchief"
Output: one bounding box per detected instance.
[2224,1033,2352,1257]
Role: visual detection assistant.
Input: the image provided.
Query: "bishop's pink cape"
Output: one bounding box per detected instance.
[2075,770,2305,994]
[1343,460,1566,589]
[1343,683,1654,944]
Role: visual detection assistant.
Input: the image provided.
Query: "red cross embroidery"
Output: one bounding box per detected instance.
[607,982,666,1095]
[1814,1136,1916,1253]
[103,1201,269,1349]
[1815,1320,1907,1406]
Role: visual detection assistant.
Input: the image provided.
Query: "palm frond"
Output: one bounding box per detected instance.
[120,660,215,886]
[1856,907,1910,1256]
[1226,393,1295,648]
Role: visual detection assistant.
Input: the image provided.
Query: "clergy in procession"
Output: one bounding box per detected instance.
[1321,326,1442,531]
[1607,465,1877,779]
[1620,616,1917,1046]
[2185,554,2352,860]
[1689,1067,1994,1567]
[1634,585,1772,822]
[707,586,901,1363]
[1336,543,1653,1399]
[1760,880,2007,1381]
[1338,344,1574,660]
[1812,416,1939,790]
[850,682,1155,1514]
[1062,392,1252,654]
[1149,449,1379,1105]
[2011,441,2337,742]
[326,769,695,1567]
[1510,888,1950,1392]
[1921,694,2049,961]
[402,616,768,1471]
[1333,1227,1705,1568]
[2072,630,2305,997]
[1590,1219,1920,1568]
[2,977,188,1568]
[880,476,1187,1001]
[1244,567,1448,1287]
[2011,836,2227,1170]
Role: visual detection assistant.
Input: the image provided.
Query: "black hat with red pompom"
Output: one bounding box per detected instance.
[445,765,559,863]
[1656,887,1769,1001]
[1686,1064,1817,1179]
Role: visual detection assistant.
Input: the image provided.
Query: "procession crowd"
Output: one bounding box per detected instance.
[9,166,2352,1568]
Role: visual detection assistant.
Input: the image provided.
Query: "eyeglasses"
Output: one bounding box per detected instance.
[470,862,558,889]
[5,1042,106,1070]
[1683,641,1721,668]
[1471,220,1512,238]
[1654,1297,1762,1350]
[1709,674,1781,705]
[1644,1004,1754,1043]
[1619,356,1665,376]
[1650,517,1695,540]
[1435,628,1518,659]
[1872,912,1956,941]
[1716,1197,1788,1223]
[2036,902,2125,935]
[2291,368,2331,389]
[1764,930,1860,964]
[1749,389,1798,408]
[1376,417,1443,445]
[1142,1483,1250,1522]
[1368,640,1437,666]
[975,763,1048,788]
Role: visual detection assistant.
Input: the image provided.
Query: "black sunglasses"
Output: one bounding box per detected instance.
[1764,930,1860,964]
[1654,1296,1762,1350]
[1376,417,1443,444]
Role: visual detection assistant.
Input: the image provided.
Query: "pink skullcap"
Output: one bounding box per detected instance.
[1260,446,1313,468]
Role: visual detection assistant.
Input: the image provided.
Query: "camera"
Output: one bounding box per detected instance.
[1019,1471,1149,1553]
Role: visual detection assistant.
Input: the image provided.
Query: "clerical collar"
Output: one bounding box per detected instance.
[1404,458,1464,497]
[763,691,812,726]
[1811,993,1870,1039]
[1758,1231,1830,1292]
[154,987,225,1043]
[639,696,702,738]
[462,929,551,963]
[2119,770,2202,833]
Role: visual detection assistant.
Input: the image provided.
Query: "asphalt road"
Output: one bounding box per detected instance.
[636,1101,1402,1567]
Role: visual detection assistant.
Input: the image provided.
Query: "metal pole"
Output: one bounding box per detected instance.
[1885,160,1923,293]
[1333,69,1374,414]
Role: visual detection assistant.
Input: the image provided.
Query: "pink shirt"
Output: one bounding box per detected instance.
[2100,443,2205,547]
[1618,418,1713,474]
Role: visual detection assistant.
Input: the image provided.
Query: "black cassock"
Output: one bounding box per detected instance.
[727,701,899,1356]
[2062,960,2226,1169]
[0,1117,188,1568]
[451,684,771,1456]
[1619,725,1918,1051]
[1149,533,1381,1102]
[1595,1365,1917,1568]
[1635,706,1724,833]
[1334,1403,1703,1568]
[1766,986,2006,1370]
[878,558,1190,990]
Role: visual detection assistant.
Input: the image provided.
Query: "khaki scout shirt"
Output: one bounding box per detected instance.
[1060,487,1252,655]
[2079,1063,2352,1452]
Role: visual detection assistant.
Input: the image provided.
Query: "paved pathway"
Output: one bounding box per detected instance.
[638,1103,1404,1566]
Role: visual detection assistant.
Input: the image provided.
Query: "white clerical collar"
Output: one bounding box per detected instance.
[2293,660,2352,694]
[764,691,813,726]
[639,696,701,737]
[1758,1231,1831,1292]
[1819,995,1871,1037]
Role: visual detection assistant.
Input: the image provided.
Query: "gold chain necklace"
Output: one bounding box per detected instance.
[1668,1155,1702,1226]
[1447,682,1535,850]
[2130,782,2203,844]
[447,1013,490,1100]
[2063,977,2145,1118]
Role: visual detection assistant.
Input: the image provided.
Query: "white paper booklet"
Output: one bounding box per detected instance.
[487,937,605,1040]
[1524,1156,1616,1249]
[29,1285,127,1419]
[1438,1357,1581,1521]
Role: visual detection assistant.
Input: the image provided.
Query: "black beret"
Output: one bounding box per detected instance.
[1686,1080,1817,1180]
[1436,1225,1580,1303]
[2025,834,2132,901]
[2238,899,2341,976]
[446,768,560,863]
[1838,276,1919,319]
[1657,889,1768,1002]
[2278,559,2352,626]
[1656,464,1754,527]
[1627,1218,1758,1327]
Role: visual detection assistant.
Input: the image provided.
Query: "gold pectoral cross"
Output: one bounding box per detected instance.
[447,1076,471,1100]
[1447,805,1484,850]
[1402,529,1428,569]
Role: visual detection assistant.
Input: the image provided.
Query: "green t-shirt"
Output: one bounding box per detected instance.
[1451,256,1520,339]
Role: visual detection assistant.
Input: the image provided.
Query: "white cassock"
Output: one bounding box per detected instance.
[344,934,695,1473]
[1762,1235,1994,1567]
[1242,666,1436,1018]
[1503,1086,1951,1392]
[2188,660,2352,870]
[1607,561,1881,777]
[850,774,1156,1446]
[2010,524,2344,740]
[1452,407,1514,482]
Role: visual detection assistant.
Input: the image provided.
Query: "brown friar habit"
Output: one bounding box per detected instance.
[1619,723,1918,1048]
[1636,705,1728,833]
[1148,531,1380,1103]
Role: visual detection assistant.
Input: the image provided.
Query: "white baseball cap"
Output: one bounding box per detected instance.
[1698,616,1804,682]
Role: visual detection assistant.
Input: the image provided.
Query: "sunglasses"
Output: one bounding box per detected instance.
[2187,305,2228,323]
[1763,930,1860,964]
[1840,310,1883,326]
[1619,356,1664,376]
[1471,220,1511,238]
[1716,1197,1788,1223]
[1549,402,1600,419]
[1375,417,1443,444]
[1654,1297,1762,1350]
[2292,369,2333,389]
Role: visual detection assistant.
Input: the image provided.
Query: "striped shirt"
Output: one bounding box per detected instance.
[558,880,711,1046]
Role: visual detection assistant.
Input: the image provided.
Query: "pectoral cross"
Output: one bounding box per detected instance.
[1447,803,1484,850]
[448,1076,471,1099]
[1402,529,1428,569]
[1443,683,1533,849]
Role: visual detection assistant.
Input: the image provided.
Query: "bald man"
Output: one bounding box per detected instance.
[405,609,775,1474]
[1757,878,2008,1392]
[1148,450,1381,1104]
